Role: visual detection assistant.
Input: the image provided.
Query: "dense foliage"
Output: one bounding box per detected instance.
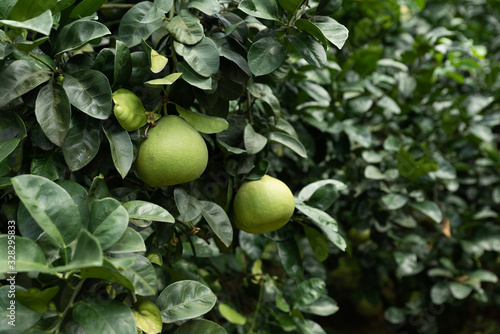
[0,0,499,333]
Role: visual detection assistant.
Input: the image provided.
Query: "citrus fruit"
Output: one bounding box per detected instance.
[112,88,147,131]
[348,227,371,245]
[232,175,295,234]
[136,115,208,187]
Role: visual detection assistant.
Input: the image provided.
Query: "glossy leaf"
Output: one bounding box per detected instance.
[141,0,172,23]
[174,188,203,222]
[122,200,175,223]
[244,123,267,154]
[11,175,81,255]
[199,200,233,247]
[53,19,110,55]
[9,0,57,21]
[0,286,41,333]
[0,60,50,108]
[52,230,103,272]
[73,299,136,334]
[61,114,101,171]
[118,1,164,47]
[288,32,327,68]
[314,16,349,49]
[238,0,281,21]
[174,38,220,77]
[291,278,326,307]
[88,197,129,250]
[277,238,304,282]
[188,0,221,15]
[103,126,133,178]
[80,260,135,291]
[106,227,146,254]
[70,0,106,18]
[248,37,286,76]
[156,280,217,323]
[176,105,229,134]
[0,10,53,35]
[30,151,63,181]
[114,40,132,87]
[316,0,342,15]
[118,255,158,296]
[177,62,212,90]
[35,80,71,146]
[267,132,307,158]
[62,70,112,120]
[166,10,204,45]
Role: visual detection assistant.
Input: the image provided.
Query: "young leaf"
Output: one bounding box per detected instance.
[145,72,183,87]
[156,280,217,323]
[133,299,163,334]
[218,304,247,325]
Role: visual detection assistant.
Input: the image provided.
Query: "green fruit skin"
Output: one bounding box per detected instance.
[233,175,295,234]
[112,88,147,131]
[136,116,208,187]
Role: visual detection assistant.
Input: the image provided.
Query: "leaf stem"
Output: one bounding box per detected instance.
[52,278,86,334]
[176,220,198,261]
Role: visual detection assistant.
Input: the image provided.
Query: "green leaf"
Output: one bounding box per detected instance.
[35,80,71,147]
[15,286,59,313]
[174,38,220,77]
[54,19,110,55]
[106,227,146,254]
[244,123,267,154]
[248,37,286,76]
[88,198,129,250]
[298,295,339,316]
[0,286,41,333]
[0,60,50,108]
[118,255,158,296]
[394,251,424,276]
[175,319,227,334]
[364,165,385,180]
[239,231,266,260]
[344,124,372,148]
[174,188,203,222]
[474,223,500,252]
[73,299,137,334]
[114,40,132,87]
[199,200,233,247]
[245,159,270,180]
[267,132,307,158]
[119,1,164,47]
[150,48,169,74]
[123,200,175,223]
[167,10,204,45]
[306,183,338,211]
[188,0,221,15]
[62,70,112,120]
[410,201,442,223]
[430,282,450,304]
[30,151,63,181]
[0,235,49,273]
[316,0,342,15]
[156,280,217,323]
[133,299,163,334]
[288,32,327,68]
[61,114,101,171]
[52,230,103,272]
[145,72,183,87]
[277,238,304,282]
[0,9,53,35]
[0,138,20,162]
[304,226,329,262]
[176,105,229,134]
[279,0,304,13]
[238,0,281,21]
[397,148,439,182]
[291,278,326,307]
[381,193,408,210]
[103,126,134,178]
[295,202,346,251]
[314,16,349,49]
[11,175,81,255]
[295,19,329,48]
[177,62,212,90]
[449,282,473,300]
[218,304,246,325]
[9,0,57,21]
[69,0,107,18]
[80,260,135,292]
[298,180,347,202]
[384,306,406,325]
[141,0,172,23]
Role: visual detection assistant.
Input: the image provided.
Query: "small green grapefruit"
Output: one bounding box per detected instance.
[136,115,208,187]
[233,175,295,234]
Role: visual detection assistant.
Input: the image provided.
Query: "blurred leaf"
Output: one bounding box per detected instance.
[394,251,424,276]
[410,201,443,223]
[397,148,438,182]
[156,280,217,323]
[298,295,339,316]
[73,299,136,334]
[474,224,500,252]
[218,303,246,325]
[248,37,286,76]
[364,165,385,180]
[277,238,304,282]
[304,226,329,262]
[381,193,408,210]
[316,0,342,15]
[384,306,406,324]
[238,231,267,260]
[291,278,326,307]
[449,282,473,300]
[298,180,347,202]
[268,132,307,157]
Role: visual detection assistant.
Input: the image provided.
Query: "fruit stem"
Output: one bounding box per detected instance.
[176,220,198,261]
